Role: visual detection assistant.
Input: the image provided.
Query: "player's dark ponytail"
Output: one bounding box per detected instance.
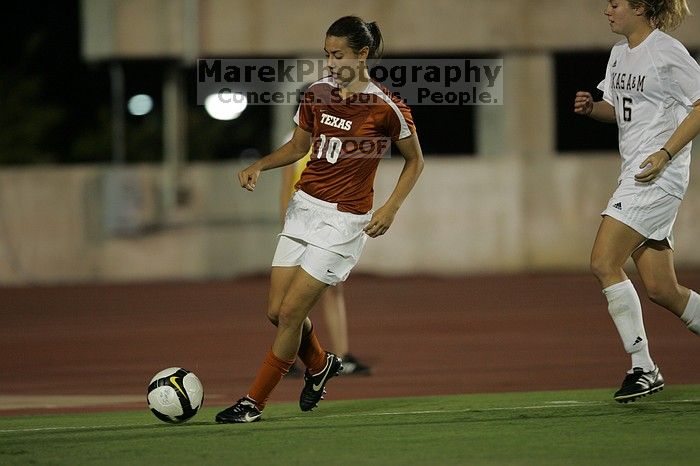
[327,16,384,59]
[365,21,384,60]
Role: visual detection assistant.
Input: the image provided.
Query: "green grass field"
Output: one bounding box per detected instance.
[1,385,699,465]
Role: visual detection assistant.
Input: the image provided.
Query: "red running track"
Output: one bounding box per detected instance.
[1,272,698,414]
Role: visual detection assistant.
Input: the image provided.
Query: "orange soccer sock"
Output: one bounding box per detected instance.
[247,349,295,409]
[297,325,327,374]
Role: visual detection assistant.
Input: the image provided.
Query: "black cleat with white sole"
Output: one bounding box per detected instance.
[614,365,664,403]
[299,351,343,412]
[215,397,262,423]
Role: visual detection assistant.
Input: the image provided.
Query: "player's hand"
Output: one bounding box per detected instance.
[363,205,397,238]
[635,150,670,183]
[574,91,594,116]
[238,163,261,191]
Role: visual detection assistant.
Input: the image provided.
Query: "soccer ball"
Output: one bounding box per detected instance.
[147,367,204,423]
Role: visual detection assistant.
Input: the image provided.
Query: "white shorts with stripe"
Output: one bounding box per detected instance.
[272,190,372,285]
[601,180,681,246]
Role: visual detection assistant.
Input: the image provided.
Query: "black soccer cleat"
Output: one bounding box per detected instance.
[215,396,262,423]
[299,351,343,412]
[339,353,373,376]
[614,365,665,403]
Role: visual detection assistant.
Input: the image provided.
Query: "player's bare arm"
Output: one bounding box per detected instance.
[238,126,312,191]
[574,91,617,123]
[636,100,700,182]
[363,133,424,238]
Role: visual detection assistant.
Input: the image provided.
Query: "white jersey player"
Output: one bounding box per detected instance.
[574,0,700,403]
[598,29,700,198]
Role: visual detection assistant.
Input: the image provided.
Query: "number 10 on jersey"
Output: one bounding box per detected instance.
[316,134,342,164]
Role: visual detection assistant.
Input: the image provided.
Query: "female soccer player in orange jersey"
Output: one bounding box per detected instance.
[216,16,424,423]
[281,153,372,377]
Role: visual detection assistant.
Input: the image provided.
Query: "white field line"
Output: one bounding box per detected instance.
[0,398,697,435]
[0,423,146,434]
[0,394,226,410]
[321,398,699,419]
[0,395,145,410]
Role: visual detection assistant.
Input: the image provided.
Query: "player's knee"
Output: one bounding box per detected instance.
[645,282,677,308]
[590,255,614,281]
[277,304,306,330]
[266,304,280,326]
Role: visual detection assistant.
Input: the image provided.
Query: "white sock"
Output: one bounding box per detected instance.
[680,290,700,336]
[603,279,655,372]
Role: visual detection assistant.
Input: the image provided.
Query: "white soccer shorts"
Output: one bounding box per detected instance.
[272,190,372,285]
[602,180,681,246]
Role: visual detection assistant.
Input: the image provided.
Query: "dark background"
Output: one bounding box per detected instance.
[1,1,630,165]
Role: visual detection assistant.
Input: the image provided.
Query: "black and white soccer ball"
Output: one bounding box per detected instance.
[147,367,204,423]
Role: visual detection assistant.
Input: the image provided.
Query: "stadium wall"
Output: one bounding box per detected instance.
[82,0,700,60]
[1,152,700,284]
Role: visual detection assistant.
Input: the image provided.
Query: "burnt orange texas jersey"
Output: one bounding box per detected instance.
[293,77,415,214]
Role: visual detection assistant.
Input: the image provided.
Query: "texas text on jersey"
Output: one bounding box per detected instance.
[293,77,415,214]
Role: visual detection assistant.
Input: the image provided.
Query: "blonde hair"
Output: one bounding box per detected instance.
[627,0,691,30]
